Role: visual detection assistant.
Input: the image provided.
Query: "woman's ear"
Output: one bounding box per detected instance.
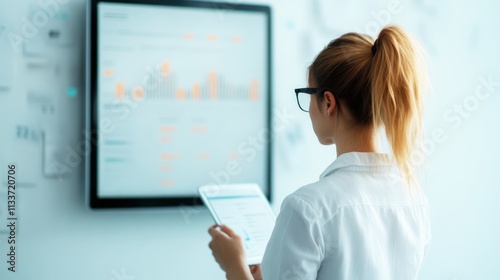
[323,91,336,116]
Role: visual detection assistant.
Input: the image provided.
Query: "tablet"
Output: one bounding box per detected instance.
[199,183,276,265]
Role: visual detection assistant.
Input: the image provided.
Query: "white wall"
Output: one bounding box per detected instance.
[1,0,499,279]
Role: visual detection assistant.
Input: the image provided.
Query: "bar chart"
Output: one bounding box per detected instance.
[104,61,260,101]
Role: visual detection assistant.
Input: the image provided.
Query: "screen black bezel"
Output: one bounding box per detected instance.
[88,0,272,208]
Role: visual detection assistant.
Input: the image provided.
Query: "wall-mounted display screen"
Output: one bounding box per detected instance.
[87,0,272,208]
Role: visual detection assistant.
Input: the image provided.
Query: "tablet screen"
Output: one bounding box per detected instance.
[199,184,276,265]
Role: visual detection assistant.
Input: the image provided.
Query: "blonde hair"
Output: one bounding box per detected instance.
[308,25,427,184]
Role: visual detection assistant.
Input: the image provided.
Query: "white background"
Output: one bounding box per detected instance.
[0,0,499,279]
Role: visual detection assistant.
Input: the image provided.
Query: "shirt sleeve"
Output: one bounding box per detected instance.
[261,194,325,280]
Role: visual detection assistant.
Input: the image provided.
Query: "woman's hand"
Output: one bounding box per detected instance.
[208,224,253,280]
[250,264,263,280]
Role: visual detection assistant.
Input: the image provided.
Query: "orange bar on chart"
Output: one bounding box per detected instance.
[227,153,241,160]
[207,34,218,41]
[249,79,259,100]
[192,83,200,100]
[161,153,179,160]
[183,33,194,40]
[160,125,176,132]
[209,72,217,100]
[116,82,125,100]
[104,69,114,76]
[160,180,174,187]
[132,86,144,101]
[160,137,172,143]
[176,88,185,100]
[160,165,172,171]
[161,61,170,76]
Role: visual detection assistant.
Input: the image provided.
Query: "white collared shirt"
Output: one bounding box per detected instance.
[261,152,431,280]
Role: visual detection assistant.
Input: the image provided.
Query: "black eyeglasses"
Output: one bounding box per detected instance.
[294,88,323,112]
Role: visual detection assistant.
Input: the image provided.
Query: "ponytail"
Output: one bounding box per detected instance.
[308,25,427,185]
[370,26,426,184]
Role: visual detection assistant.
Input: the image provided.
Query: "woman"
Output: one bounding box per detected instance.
[208,25,431,280]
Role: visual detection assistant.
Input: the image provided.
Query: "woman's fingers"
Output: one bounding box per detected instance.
[208,224,218,235]
[209,224,236,239]
[208,225,228,239]
[250,264,261,271]
[219,224,236,237]
[208,225,218,237]
[249,264,262,280]
[206,224,248,274]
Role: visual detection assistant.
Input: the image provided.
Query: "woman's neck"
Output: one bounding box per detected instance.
[334,126,378,157]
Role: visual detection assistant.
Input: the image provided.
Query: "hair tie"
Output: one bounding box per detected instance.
[371,39,378,56]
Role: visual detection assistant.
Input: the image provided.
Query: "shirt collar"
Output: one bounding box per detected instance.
[319,152,394,179]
